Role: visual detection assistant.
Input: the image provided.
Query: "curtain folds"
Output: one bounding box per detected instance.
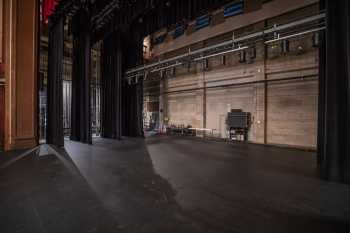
[121,30,144,138]
[47,17,64,146]
[101,31,123,139]
[318,0,350,183]
[70,9,92,144]
[121,81,144,137]
[101,30,144,139]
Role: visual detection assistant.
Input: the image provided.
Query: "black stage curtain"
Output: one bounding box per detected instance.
[121,81,144,137]
[121,30,144,137]
[100,29,144,138]
[70,9,92,144]
[101,31,123,139]
[47,17,64,147]
[318,0,350,183]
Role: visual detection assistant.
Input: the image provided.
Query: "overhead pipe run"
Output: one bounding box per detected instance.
[125,13,326,81]
[264,27,326,44]
[150,62,183,73]
[193,46,249,61]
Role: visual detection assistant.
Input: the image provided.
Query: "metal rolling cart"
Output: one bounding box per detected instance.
[226,109,251,142]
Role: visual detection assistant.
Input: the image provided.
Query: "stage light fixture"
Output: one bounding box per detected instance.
[297,45,305,55]
[312,32,320,47]
[204,59,209,70]
[249,46,256,60]
[239,50,246,63]
[281,40,290,55]
[221,55,226,65]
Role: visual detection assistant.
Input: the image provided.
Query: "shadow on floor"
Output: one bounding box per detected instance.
[0,136,350,233]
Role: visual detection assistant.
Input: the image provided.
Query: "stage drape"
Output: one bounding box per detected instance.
[121,30,144,137]
[101,31,123,139]
[100,28,144,138]
[97,0,236,138]
[70,9,92,144]
[121,81,144,137]
[47,17,64,146]
[318,0,350,183]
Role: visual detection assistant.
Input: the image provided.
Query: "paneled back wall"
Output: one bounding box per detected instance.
[161,38,318,149]
[148,1,320,149]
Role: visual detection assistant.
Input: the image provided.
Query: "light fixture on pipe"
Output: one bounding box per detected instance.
[150,62,183,73]
[249,46,256,60]
[312,32,320,48]
[203,59,209,70]
[187,62,192,71]
[239,50,246,63]
[170,67,176,77]
[221,55,226,65]
[194,46,249,62]
[125,14,325,75]
[160,70,165,79]
[144,71,149,80]
[265,27,326,44]
[296,44,305,55]
[281,40,290,55]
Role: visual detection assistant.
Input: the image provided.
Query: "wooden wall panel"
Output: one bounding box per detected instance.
[0,0,3,63]
[16,0,37,139]
[2,0,38,150]
[0,85,4,149]
[206,86,256,139]
[167,93,202,128]
[267,80,318,148]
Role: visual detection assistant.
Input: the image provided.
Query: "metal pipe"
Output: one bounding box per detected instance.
[265,27,326,44]
[194,46,248,61]
[125,13,325,75]
[150,62,183,73]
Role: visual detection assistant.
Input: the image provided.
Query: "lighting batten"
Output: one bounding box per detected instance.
[265,27,326,44]
[194,46,249,61]
[150,62,183,73]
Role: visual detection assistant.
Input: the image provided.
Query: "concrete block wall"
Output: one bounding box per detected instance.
[160,37,318,149]
[149,1,320,149]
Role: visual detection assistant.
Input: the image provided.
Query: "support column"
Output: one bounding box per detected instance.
[3,0,39,150]
[70,9,92,144]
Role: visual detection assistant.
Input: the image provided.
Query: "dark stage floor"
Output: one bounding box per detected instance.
[1,136,350,233]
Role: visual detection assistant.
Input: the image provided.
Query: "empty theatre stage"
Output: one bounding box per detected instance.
[1,136,350,233]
